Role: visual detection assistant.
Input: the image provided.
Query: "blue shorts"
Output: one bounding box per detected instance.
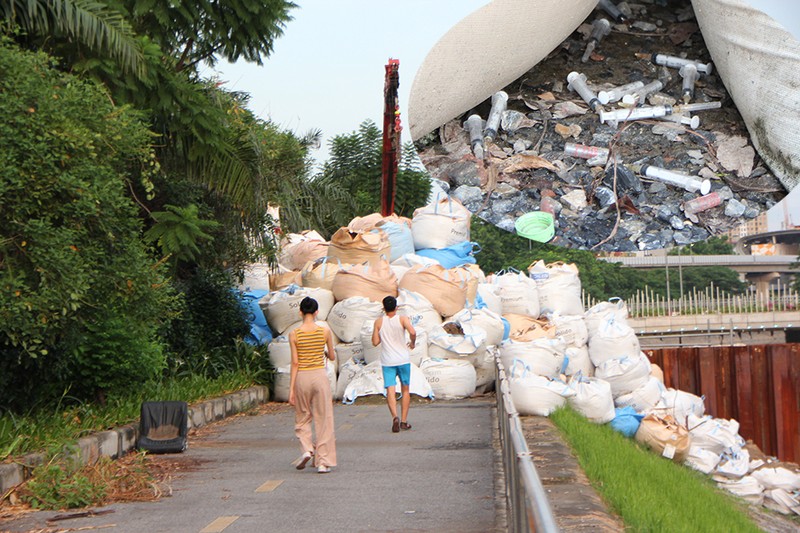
[382,363,411,389]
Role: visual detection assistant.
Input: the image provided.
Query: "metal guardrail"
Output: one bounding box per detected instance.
[598,254,798,268]
[495,355,559,533]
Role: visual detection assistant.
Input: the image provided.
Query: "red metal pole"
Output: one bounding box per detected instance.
[381,58,401,217]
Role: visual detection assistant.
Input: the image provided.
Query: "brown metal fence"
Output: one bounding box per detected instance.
[645,343,800,463]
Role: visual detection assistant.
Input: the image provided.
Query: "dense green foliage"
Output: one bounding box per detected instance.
[551,407,759,532]
[281,120,431,236]
[0,42,172,407]
[472,219,747,300]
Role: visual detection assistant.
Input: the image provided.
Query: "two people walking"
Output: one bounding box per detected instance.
[288,295,417,474]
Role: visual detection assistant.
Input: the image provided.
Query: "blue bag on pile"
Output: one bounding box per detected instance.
[347,213,414,262]
[610,406,644,438]
[415,242,480,269]
[240,289,272,345]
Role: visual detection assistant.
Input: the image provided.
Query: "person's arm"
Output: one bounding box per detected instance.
[401,316,417,350]
[288,330,299,406]
[371,317,383,346]
[324,326,336,361]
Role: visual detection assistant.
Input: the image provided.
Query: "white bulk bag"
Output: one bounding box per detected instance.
[420,358,477,400]
[268,336,292,369]
[273,367,291,402]
[335,342,364,372]
[326,297,383,343]
[411,194,471,250]
[240,263,272,292]
[391,252,441,268]
[476,282,503,315]
[764,488,800,516]
[655,388,705,423]
[336,357,366,400]
[614,376,664,413]
[549,312,588,348]
[751,467,800,492]
[588,317,640,366]
[499,337,566,379]
[567,375,616,424]
[427,322,487,361]
[594,352,652,397]
[716,476,764,505]
[474,348,497,390]
[448,308,505,347]
[528,260,583,316]
[390,264,410,282]
[685,446,723,474]
[361,321,428,366]
[489,270,540,317]
[343,361,434,403]
[507,360,575,416]
[396,289,443,332]
[686,414,743,456]
[261,286,334,335]
[584,298,629,336]
[716,448,751,479]
[564,345,594,378]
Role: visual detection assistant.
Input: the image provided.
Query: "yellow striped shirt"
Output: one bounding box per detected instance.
[295,326,326,371]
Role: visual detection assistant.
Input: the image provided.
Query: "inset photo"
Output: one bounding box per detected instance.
[408,0,799,252]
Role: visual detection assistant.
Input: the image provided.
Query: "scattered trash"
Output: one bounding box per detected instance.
[631,164,711,195]
[582,18,612,63]
[484,91,508,142]
[465,114,485,160]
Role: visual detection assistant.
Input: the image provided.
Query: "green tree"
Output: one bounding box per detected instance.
[669,236,734,255]
[0,42,173,407]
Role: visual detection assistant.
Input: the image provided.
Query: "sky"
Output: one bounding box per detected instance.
[204,0,488,166]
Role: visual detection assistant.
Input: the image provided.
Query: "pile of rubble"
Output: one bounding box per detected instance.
[414,0,787,251]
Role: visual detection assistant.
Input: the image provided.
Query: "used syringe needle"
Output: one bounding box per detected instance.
[679,63,699,103]
[599,81,644,104]
[651,53,713,75]
[465,114,485,159]
[483,91,508,142]
[597,0,627,23]
[582,18,612,63]
[567,72,603,111]
[674,101,722,113]
[621,79,663,106]
[630,164,711,195]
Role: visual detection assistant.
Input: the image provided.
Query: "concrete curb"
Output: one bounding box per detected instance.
[0,385,268,496]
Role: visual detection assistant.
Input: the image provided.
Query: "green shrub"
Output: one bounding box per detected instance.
[22,460,106,510]
[0,41,173,407]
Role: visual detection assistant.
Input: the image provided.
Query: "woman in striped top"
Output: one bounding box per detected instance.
[288,297,337,473]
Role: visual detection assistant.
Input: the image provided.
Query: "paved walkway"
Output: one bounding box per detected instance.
[2,399,497,533]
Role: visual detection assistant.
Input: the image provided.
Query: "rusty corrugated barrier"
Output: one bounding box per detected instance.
[645,343,800,463]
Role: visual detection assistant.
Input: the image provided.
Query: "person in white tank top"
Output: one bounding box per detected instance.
[372,296,416,433]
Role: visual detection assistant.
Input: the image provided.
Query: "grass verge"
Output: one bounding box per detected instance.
[0,371,257,460]
[550,407,760,533]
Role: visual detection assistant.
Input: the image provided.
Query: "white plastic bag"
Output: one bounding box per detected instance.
[420,357,477,400]
[751,467,800,491]
[448,308,505,347]
[343,361,434,403]
[584,298,629,335]
[499,337,566,379]
[326,297,383,343]
[490,270,540,317]
[614,376,665,413]
[507,359,574,416]
[594,352,652,397]
[549,312,589,347]
[411,194,471,250]
[427,322,488,361]
[715,475,764,505]
[563,345,594,378]
[588,317,640,366]
[567,375,616,424]
[685,446,722,474]
[655,388,705,423]
[686,414,743,456]
[528,260,583,315]
[267,336,292,369]
[476,283,503,316]
[336,357,365,400]
[396,289,443,332]
[261,286,334,335]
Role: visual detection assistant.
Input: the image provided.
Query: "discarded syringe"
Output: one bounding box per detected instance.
[630,164,711,195]
[599,81,644,104]
[567,72,603,110]
[599,102,721,124]
[582,18,612,63]
[465,114,485,159]
[483,91,508,142]
[597,0,627,23]
[651,53,713,75]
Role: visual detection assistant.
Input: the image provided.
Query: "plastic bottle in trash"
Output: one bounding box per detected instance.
[483,91,508,142]
[651,53,713,75]
[631,164,711,195]
[597,0,627,22]
[684,192,722,215]
[598,81,645,104]
[465,114,485,159]
[582,18,612,63]
[679,63,699,103]
[567,72,604,110]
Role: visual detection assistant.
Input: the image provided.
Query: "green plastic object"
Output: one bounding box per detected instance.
[515,212,555,243]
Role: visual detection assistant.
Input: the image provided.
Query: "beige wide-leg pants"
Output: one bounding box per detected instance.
[294,368,337,468]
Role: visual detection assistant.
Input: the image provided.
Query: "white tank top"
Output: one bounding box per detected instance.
[379,314,410,366]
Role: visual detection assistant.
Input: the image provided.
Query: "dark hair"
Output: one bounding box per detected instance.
[382,295,397,312]
[299,297,319,315]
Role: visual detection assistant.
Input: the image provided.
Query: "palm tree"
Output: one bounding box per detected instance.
[1,0,143,75]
